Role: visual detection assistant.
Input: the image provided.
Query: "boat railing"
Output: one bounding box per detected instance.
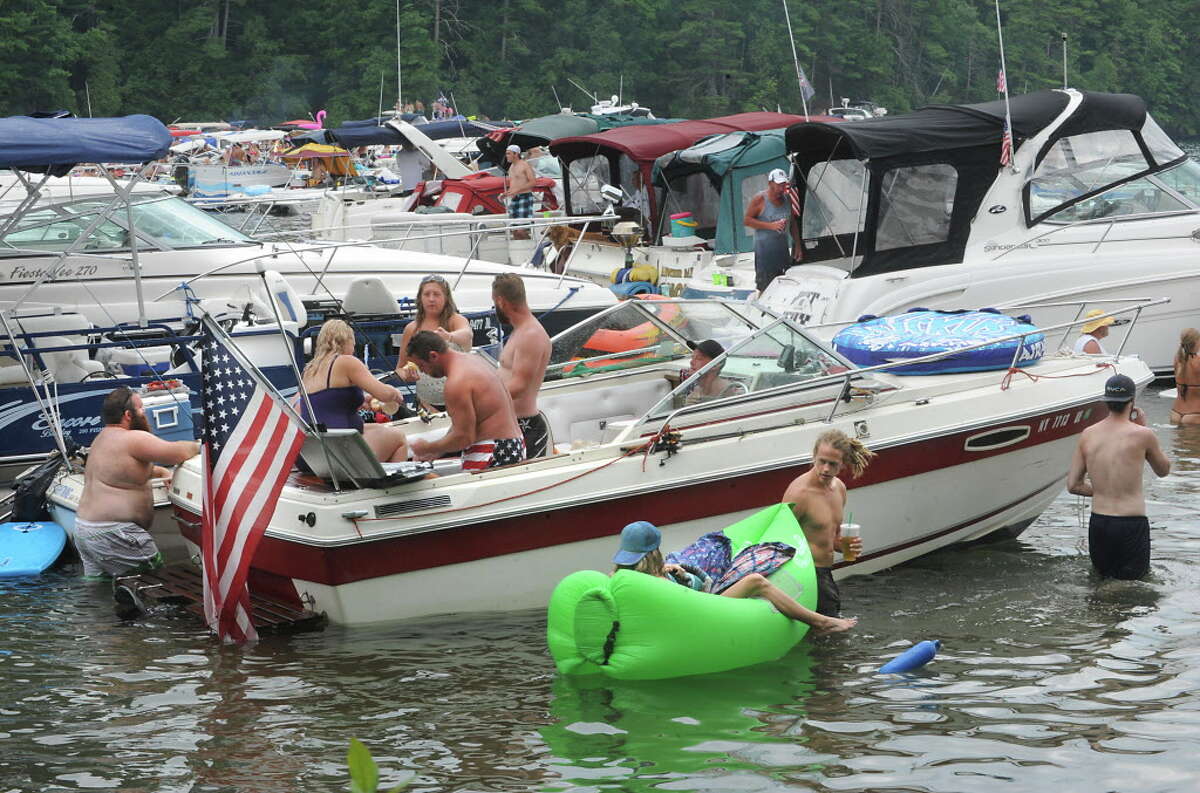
[618,296,1169,444]
[155,211,616,302]
[986,205,1200,262]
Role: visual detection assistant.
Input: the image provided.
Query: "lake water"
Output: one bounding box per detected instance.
[2,388,1197,793]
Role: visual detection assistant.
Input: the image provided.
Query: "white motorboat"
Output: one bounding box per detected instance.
[165,297,1154,626]
[765,88,1197,374]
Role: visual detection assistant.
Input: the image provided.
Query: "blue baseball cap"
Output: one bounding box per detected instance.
[613,521,661,565]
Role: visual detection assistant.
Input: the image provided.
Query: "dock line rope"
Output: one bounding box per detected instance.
[999,360,1115,391]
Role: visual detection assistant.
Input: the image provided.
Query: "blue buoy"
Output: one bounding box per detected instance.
[878,640,941,674]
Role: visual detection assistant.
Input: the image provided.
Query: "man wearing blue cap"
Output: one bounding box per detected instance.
[612,520,857,634]
[1068,373,1170,579]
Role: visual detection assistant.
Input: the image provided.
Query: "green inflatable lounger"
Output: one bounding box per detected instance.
[546,503,818,680]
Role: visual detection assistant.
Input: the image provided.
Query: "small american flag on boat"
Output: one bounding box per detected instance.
[786,184,801,217]
[198,313,305,643]
[999,119,1014,167]
[996,69,1007,94]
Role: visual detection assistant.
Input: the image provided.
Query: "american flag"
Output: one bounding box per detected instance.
[996,69,1007,94]
[786,184,802,218]
[999,119,1014,167]
[198,314,305,643]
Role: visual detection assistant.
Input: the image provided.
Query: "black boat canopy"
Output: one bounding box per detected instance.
[0,115,173,177]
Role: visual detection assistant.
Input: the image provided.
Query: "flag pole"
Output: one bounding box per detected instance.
[1061,32,1069,88]
[781,0,810,117]
[994,0,1017,173]
[252,263,344,489]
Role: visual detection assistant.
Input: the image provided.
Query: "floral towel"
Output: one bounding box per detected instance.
[665,531,732,581]
[711,542,796,594]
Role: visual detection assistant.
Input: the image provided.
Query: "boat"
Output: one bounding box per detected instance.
[764,88,1197,375]
[548,113,833,288]
[547,503,818,680]
[162,296,1155,626]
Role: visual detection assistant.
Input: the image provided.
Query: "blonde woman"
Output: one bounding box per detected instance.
[301,320,409,462]
[1171,327,1200,425]
[394,275,473,410]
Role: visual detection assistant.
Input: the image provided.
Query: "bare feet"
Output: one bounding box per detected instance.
[812,615,858,635]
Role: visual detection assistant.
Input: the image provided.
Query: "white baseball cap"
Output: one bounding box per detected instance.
[768,168,789,184]
[506,144,521,154]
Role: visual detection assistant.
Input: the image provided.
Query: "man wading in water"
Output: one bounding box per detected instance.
[782,429,875,618]
[1068,373,1170,579]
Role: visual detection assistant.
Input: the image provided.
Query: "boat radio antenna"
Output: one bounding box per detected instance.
[780,0,811,117]
[567,78,598,105]
[551,85,563,111]
[1061,32,1069,88]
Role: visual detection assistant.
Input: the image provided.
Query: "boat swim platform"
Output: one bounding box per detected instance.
[113,564,326,635]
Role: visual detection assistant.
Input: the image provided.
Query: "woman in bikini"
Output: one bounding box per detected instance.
[395,275,473,411]
[301,320,410,462]
[1170,327,1200,425]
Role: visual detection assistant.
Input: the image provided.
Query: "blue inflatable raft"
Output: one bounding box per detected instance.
[832,309,1045,375]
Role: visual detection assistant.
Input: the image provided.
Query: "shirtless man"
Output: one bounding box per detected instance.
[782,429,875,618]
[75,387,200,577]
[502,144,536,240]
[1068,373,1170,579]
[493,273,552,458]
[682,339,745,404]
[406,330,525,469]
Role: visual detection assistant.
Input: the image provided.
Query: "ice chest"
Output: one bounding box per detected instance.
[140,390,195,442]
[108,345,173,377]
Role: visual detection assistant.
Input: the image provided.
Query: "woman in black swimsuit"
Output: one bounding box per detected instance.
[1170,327,1200,426]
[301,320,410,461]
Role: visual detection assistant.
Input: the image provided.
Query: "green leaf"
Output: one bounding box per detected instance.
[347,738,380,793]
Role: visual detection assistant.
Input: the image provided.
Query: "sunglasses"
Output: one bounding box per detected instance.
[420,275,449,286]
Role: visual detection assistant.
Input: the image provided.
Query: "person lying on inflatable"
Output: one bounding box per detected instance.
[613,520,857,634]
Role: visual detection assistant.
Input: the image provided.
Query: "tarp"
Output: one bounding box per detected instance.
[340,113,427,128]
[478,113,601,161]
[0,114,174,176]
[280,143,351,160]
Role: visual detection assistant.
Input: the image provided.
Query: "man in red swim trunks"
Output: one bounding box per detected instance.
[406,330,525,469]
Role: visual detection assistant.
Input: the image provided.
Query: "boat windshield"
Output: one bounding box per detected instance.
[0,193,254,256]
[1037,157,1200,223]
[644,316,852,419]
[545,300,691,380]
[1027,117,1187,224]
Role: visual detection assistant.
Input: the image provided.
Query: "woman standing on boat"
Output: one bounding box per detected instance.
[744,168,802,293]
[395,275,473,411]
[1170,327,1200,425]
[301,320,410,462]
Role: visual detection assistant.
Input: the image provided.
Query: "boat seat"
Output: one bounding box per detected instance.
[2,311,104,385]
[343,276,403,316]
[539,377,671,446]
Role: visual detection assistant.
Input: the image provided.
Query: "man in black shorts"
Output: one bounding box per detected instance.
[1068,374,1170,579]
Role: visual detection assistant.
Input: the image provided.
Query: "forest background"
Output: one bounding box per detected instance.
[3,0,1197,135]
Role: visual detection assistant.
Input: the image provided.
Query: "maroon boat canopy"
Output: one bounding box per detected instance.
[551,112,838,223]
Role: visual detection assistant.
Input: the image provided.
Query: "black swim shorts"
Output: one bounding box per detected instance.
[517,412,550,459]
[815,566,841,617]
[1088,513,1151,580]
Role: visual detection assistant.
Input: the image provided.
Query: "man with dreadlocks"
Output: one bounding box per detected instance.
[782,429,876,619]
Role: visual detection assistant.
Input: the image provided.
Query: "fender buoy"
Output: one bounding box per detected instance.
[878,639,941,673]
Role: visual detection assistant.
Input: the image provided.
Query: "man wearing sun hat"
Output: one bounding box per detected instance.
[1074,308,1116,355]
[743,167,801,293]
[1067,373,1170,579]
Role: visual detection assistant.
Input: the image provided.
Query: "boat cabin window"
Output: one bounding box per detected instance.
[567,155,611,214]
[1153,158,1200,204]
[1040,174,1190,223]
[799,159,867,270]
[737,172,769,249]
[875,163,956,252]
[660,171,720,239]
[1139,116,1185,169]
[437,188,467,212]
[0,206,130,254]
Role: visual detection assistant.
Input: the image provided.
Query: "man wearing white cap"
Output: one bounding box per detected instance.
[743,167,801,293]
[502,144,536,240]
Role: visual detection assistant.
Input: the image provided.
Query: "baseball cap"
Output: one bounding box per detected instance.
[506,144,521,154]
[1081,309,1116,334]
[1104,373,1136,403]
[613,521,661,565]
[686,338,725,359]
[768,168,789,184]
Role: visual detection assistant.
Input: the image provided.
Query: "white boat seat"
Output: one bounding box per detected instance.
[539,377,671,446]
[343,276,403,316]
